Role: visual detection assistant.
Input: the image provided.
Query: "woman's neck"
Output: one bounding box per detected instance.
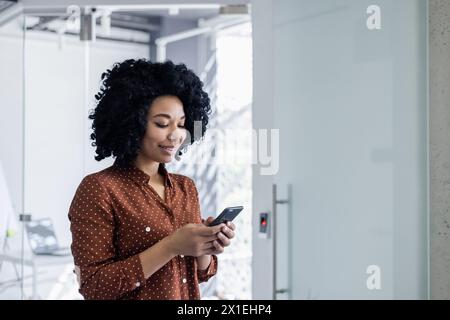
[134,156,161,181]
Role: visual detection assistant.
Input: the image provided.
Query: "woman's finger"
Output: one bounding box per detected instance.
[221,226,235,239]
[200,244,216,256]
[202,241,216,249]
[217,232,231,247]
[202,240,225,255]
[226,221,236,231]
[201,216,215,226]
[213,240,224,253]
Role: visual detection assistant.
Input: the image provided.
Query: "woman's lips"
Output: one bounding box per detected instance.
[159,145,175,154]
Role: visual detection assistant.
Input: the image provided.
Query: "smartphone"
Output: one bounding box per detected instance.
[208,206,244,226]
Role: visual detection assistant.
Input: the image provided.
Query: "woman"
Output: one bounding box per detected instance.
[68,59,235,300]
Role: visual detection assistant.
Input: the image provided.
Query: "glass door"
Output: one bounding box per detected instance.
[253,0,428,299]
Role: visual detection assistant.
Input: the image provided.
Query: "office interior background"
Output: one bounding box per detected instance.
[1,0,450,300]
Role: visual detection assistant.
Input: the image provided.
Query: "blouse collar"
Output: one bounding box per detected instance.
[113,160,173,188]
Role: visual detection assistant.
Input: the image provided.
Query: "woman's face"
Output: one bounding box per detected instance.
[139,95,187,163]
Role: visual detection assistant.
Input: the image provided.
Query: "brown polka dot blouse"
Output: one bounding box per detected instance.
[68,161,217,300]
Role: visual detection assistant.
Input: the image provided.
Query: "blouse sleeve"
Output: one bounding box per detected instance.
[197,254,218,283]
[188,178,218,283]
[68,175,146,300]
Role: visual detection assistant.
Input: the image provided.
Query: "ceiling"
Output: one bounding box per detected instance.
[121,8,220,20]
[0,2,250,44]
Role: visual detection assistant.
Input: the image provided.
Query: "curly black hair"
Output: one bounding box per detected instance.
[89,59,211,167]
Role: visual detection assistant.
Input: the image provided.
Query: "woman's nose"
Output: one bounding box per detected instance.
[168,127,186,143]
[168,131,180,142]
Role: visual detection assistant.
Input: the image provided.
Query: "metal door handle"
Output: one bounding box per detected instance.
[272,184,291,299]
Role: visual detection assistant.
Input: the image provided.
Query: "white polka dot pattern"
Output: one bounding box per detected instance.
[68,162,218,300]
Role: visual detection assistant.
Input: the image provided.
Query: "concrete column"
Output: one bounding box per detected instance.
[430,0,450,300]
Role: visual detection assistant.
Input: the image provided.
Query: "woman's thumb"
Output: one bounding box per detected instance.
[203,216,215,225]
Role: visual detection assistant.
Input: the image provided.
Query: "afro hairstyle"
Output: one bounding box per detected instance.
[89,58,211,166]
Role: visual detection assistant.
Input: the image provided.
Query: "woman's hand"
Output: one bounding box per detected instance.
[202,217,236,255]
[166,223,224,257]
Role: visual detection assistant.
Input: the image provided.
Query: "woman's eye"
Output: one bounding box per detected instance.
[178,124,185,128]
[155,123,168,128]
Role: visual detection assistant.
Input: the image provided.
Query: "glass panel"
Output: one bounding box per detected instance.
[6,3,252,300]
[85,10,149,175]
[21,5,151,299]
[213,22,253,299]
[0,7,25,300]
[23,9,86,299]
[273,0,427,299]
